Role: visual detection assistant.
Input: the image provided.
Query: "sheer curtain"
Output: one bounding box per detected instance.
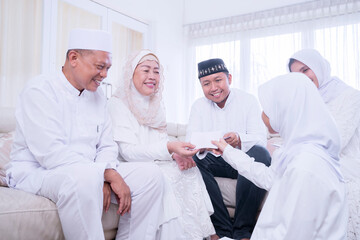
[56,0,102,71]
[182,0,360,123]
[0,0,43,108]
[0,0,146,107]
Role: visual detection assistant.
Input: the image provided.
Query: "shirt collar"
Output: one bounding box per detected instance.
[211,89,233,110]
[59,69,83,96]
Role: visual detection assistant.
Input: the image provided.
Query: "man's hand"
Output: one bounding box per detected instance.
[172,153,197,170]
[104,169,131,216]
[103,182,111,212]
[211,138,228,155]
[223,132,241,148]
[167,141,199,157]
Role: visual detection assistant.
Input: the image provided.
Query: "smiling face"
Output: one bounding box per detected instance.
[199,72,232,108]
[132,60,160,96]
[290,59,319,88]
[68,50,112,92]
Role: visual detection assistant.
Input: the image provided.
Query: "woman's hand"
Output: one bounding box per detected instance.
[223,132,241,148]
[167,141,199,157]
[103,182,111,213]
[172,153,197,170]
[211,138,229,155]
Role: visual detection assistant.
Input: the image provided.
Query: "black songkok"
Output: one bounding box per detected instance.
[198,58,229,79]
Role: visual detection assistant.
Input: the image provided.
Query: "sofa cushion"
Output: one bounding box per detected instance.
[0,186,119,239]
[167,122,187,142]
[0,187,65,239]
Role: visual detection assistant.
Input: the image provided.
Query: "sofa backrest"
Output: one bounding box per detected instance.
[0,108,16,133]
[167,122,187,141]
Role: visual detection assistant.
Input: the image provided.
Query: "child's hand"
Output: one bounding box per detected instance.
[211,138,228,155]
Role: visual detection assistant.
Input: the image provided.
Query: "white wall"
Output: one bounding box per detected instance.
[92,0,316,123]
[183,0,311,24]
[93,0,185,123]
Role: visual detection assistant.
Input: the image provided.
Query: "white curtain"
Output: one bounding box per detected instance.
[181,0,360,123]
[0,0,145,107]
[0,0,43,108]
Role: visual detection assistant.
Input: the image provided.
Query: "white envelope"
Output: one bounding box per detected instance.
[190,131,224,149]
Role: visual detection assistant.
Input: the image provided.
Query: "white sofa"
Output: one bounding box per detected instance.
[0,107,279,239]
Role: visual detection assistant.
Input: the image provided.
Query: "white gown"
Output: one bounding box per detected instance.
[222,147,347,240]
[327,88,360,240]
[108,97,215,240]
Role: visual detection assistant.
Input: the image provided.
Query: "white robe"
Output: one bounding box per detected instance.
[290,49,360,239]
[222,147,347,240]
[327,88,360,239]
[6,72,164,240]
[108,97,215,240]
[218,73,347,239]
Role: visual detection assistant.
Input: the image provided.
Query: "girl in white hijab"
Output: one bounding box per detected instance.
[212,72,347,240]
[289,49,360,239]
[108,50,215,240]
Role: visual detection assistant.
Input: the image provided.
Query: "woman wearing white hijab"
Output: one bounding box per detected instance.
[108,50,215,240]
[212,72,347,239]
[289,49,360,239]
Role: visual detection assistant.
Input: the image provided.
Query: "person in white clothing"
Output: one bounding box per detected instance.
[6,29,164,240]
[187,58,271,240]
[288,48,360,239]
[108,49,215,240]
[212,72,348,240]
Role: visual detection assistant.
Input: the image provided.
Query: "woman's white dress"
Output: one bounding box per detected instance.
[327,88,360,239]
[108,97,215,240]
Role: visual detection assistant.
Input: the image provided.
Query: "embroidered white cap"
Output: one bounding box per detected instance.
[67,28,112,53]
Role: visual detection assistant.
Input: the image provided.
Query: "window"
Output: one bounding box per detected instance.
[0,0,149,107]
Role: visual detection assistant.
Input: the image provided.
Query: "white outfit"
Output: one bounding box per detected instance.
[186,88,267,158]
[220,73,347,239]
[291,49,360,239]
[108,97,215,240]
[6,72,164,240]
[110,49,215,240]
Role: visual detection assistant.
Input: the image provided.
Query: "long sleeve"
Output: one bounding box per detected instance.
[222,145,275,190]
[94,107,119,169]
[186,90,267,158]
[108,97,171,162]
[19,85,90,169]
[327,88,360,179]
[13,75,119,170]
[328,89,360,151]
[252,154,347,240]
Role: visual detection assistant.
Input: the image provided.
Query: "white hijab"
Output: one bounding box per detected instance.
[113,49,167,131]
[289,49,350,103]
[258,72,343,181]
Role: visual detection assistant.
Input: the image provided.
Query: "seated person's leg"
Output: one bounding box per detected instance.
[233,145,271,239]
[194,153,238,238]
[115,162,164,240]
[39,163,105,240]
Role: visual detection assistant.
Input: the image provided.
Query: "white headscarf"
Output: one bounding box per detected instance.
[113,49,167,131]
[289,49,350,103]
[258,72,343,180]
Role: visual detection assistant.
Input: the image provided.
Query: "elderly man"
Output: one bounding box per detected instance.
[6,29,164,240]
[186,58,271,240]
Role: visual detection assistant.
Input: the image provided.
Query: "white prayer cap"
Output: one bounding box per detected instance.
[68,28,112,53]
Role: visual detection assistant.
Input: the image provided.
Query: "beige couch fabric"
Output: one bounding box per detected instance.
[0,108,119,239]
